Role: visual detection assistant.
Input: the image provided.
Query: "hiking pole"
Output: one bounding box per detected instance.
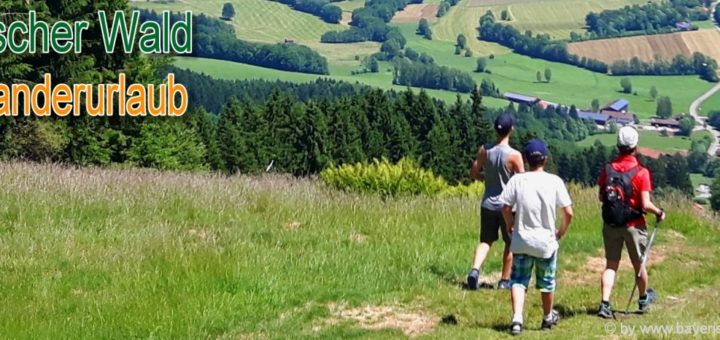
[624,220,661,314]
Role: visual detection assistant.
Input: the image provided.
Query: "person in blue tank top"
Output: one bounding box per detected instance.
[467,113,525,290]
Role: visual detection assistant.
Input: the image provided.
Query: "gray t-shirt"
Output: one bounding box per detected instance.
[498,171,572,259]
[481,144,516,211]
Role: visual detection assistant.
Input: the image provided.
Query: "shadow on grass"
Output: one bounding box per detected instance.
[427,265,496,290]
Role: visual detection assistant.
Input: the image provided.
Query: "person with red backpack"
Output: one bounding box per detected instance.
[596,126,666,319]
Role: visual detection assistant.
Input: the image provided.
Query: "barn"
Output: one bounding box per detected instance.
[504,92,540,106]
[603,99,629,113]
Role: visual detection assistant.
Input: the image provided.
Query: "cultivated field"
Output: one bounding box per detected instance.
[459,0,655,40]
[391,4,440,23]
[568,29,720,65]
[2,162,718,338]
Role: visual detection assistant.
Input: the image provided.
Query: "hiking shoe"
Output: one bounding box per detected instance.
[638,288,657,314]
[498,279,512,290]
[510,322,523,336]
[467,268,480,290]
[541,310,560,330]
[597,302,614,319]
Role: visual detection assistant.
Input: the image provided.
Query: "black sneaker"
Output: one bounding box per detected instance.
[467,268,480,290]
[541,310,560,330]
[638,288,657,314]
[498,279,512,290]
[510,322,523,336]
[598,302,614,319]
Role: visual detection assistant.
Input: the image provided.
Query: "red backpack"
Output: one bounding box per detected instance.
[601,164,643,226]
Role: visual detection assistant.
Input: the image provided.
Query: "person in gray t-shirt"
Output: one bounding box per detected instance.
[466,113,524,290]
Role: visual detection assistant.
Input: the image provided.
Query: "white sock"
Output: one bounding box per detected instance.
[544,312,554,321]
[512,313,523,324]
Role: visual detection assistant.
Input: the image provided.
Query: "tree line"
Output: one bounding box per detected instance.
[274,0,343,23]
[321,0,418,47]
[392,58,476,93]
[553,141,694,195]
[610,54,718,82]
[436,0,460,18]
[585,1,709,39]
[140,10,329,74]
[478,11,718,80]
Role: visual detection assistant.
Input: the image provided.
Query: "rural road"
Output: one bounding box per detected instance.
[687,0,720,157]
[688,83,720,157]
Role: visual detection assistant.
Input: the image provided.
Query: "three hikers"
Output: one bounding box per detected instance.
[498,139,574,335]
[467,113,525,290]
[467,119,665,334]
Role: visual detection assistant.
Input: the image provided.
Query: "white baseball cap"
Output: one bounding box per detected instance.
[617,126,639,148]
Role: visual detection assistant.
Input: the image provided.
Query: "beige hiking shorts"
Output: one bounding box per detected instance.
[603,224,648,262]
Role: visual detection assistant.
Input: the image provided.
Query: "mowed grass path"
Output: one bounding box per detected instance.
[173,57,510,108]
[0,162,718,338]
[395,24,715,118]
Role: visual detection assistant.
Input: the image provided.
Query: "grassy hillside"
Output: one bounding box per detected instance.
[133,0,384,69]
[172,57,510,108]
[2,162,718,338]
[443,0,656,40]
[395,24,715,118]
[135,0,340,44]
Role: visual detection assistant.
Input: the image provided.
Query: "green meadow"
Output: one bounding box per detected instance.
[2,162,718,338]
[395,23,715,119]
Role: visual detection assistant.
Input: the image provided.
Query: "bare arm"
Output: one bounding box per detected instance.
[641,191,666,221]
[507,151,525,174]
[470,147,487,181]
[502,205,514,236]
[556,206,574,240]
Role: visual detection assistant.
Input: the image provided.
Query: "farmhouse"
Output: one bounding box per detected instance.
[504,92,540,106]
[601,110,635,125]
[577,111,611,125]
[602,99,629,113]
[636,147,670,159]
[650,117,681,129]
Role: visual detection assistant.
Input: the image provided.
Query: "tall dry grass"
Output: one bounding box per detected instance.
[0,162,717,338]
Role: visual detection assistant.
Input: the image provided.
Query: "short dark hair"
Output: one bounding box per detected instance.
[618,145,636,155]
[527,155,547,168]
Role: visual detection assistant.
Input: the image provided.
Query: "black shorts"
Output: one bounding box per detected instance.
[480,208,511,244]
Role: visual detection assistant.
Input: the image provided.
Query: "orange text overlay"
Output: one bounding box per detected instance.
[0,73,188,117]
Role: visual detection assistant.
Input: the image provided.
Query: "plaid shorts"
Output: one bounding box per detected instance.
[510,252,558,293]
